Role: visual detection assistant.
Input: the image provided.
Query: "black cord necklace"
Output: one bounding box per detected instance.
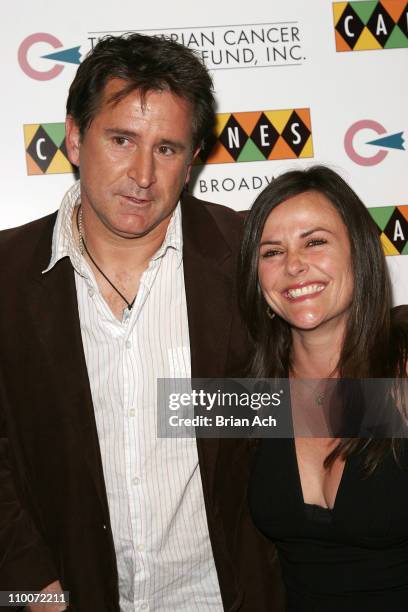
[76,206,136,311]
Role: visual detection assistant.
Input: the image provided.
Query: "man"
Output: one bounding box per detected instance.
[0,34,284,611]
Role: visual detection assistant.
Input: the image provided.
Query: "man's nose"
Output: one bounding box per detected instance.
[128,148,156,188]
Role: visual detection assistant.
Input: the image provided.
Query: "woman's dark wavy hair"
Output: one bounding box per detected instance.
[66,33,215,150]
[239,165,407,471]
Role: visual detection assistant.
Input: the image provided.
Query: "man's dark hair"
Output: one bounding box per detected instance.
[66,33,215,150]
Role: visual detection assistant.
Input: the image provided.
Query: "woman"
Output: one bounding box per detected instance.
[239,165,408,611]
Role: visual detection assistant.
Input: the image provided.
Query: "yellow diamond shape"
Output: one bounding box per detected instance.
[299,135,314,158]
[354,27,383,51]
[380,233,400,256]
[333,2,348,26]
[264,109,292,134]
[214,113,230,136]
[24,124,40,148]
[46,149,74,174]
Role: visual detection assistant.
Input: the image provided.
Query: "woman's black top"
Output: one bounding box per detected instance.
[249,438,408,611]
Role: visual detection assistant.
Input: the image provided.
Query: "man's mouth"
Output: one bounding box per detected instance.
[284,283,326,300]
[122,195,152,205]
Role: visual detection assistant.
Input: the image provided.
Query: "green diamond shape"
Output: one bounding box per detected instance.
[369,206,394,231]
[42,123,66,147]
[350,0,377,25]
[237,138,267,163]
[385,24,408,49]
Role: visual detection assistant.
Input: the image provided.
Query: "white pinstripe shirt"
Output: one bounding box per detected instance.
[44,182,223,612]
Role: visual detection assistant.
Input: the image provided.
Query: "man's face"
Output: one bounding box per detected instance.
[66,79,198,239]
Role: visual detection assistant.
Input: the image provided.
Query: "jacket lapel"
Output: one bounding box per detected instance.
[25,221,111,520]
[181,192,237,502]
[181,193,246,609]
[181,192,234,379]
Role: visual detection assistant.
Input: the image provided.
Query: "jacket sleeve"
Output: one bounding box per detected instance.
[233,440,286,611]
[0,416,59,597]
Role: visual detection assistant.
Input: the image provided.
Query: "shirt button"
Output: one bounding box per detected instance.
[140,603,148,610]
[88,288,95,297]
[132,477,140,486]
[129,409,135,417]
[137,544,144,552]
[125,340,131,349]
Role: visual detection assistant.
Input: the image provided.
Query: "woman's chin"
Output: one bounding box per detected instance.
[286,310,325,332]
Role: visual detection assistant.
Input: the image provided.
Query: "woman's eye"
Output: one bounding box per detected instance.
[261,249,283,258]
[307,238,327,247]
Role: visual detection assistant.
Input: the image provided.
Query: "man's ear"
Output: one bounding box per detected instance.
[185,146,201,185]
[65,115,81,168]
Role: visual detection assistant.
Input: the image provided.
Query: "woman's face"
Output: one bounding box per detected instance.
[258,190,354,334]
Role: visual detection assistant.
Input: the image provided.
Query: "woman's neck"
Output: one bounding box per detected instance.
[290,322,346,378]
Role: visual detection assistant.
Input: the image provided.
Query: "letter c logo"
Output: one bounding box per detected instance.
[36,138,47,161]
[344,120,388,166]
[18,33,64,81]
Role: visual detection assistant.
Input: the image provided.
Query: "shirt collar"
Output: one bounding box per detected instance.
[43,180,184,274]
[152,203,183,266]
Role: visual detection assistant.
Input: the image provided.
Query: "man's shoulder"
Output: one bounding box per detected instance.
[0,212,56,245]
[182,192,246,242]
[187,192,244,219]
[0,212,57,273]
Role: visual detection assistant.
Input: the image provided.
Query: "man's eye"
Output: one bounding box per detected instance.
[113,136,128,146]
[158,145,174,155]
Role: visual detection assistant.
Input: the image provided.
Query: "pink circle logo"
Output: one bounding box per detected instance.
[344,119,388,166]
[18,33,64,81]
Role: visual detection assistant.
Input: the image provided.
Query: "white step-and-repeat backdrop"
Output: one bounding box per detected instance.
[3,0,407,302]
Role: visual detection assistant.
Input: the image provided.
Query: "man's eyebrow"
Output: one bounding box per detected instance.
[259,227,333,246]
[104,128,188,150]
[104,128,137,138]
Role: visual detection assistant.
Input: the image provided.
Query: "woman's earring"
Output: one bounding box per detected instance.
[266,306,275,320]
